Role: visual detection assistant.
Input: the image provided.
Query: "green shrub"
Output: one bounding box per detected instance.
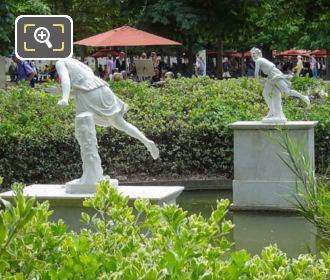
[0,181,329,279]
[278,132,330,248]
[0,77,329,187]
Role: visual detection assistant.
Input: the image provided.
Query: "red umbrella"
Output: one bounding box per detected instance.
[91,49,119,58]
[74,25,181,47]
[276,49,310,57]
[309,49,327,57]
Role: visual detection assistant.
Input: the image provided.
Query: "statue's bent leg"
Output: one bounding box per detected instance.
[108,113,160,159]
[286,89,310,105]
[75,112,103,185]
[262,87,274,118]
[271,91,285,119]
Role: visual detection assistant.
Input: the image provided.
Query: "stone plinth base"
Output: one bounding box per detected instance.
[0,184,184,207]
[229,121,317,210]
[0,184,184,231]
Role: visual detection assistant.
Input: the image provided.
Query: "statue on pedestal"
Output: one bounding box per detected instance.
[251,47,310,122]
[56,58,159,193]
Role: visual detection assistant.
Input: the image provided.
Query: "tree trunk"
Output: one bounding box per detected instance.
[326,49,330,81]
[94,58,98,74]
[80,46,87,62]
[241,49,245,77]
[187,43,194,77]
[167,48,171,69]
[261,45,273,61]
[216,39,223,79]
[177,49,182,75]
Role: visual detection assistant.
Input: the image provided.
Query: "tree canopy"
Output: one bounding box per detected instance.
[1,0,329,78]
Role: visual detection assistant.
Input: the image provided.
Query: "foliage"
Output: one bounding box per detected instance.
[0,180,329,279]
[278,132,330,248]
[288,0,330,50]
[46,0,126,42]
[0,77,329,187]
[245,0,304,51]
[0,0,50,55]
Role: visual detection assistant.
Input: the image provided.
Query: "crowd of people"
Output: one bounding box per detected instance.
[8,52,58,87]
[274,55,325,78]
[94,51,173,87]
[8,49,327,88]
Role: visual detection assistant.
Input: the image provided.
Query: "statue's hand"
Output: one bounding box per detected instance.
[57,99,69,107]
[259,79,266,85]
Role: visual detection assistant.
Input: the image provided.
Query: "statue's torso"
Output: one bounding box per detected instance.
[257,57,281,77]
[58,58,107,91]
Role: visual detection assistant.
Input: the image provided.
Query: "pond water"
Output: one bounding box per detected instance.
[177,191,317,257]
[49,188,318,258]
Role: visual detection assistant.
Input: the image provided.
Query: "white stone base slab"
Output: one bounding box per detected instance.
[0,184,184,232]
[0,184,184,207]
[229,121,317,210]
[65,178,119,194]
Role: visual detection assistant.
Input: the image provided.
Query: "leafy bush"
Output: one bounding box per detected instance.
[0,181,329,279]
[278,132,330,248]
[0,77,329,187]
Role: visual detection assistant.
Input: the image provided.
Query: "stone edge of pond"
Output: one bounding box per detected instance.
[230,204,299,213]
[123,179,232,191]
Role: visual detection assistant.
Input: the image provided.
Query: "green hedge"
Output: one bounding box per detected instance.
[0,77,329,187]
[1,182,329,279]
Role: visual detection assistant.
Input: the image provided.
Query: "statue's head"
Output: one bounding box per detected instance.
[250,47,262,61]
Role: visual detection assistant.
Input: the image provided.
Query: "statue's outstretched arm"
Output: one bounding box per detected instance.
[56,60,71,107]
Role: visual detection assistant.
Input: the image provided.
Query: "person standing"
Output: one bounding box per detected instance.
[29,60,38,87]
[115,52,126,72]
[151,52,163,79]
[8,62,17,82]
[293,55,303,76]
[223,57,231,78]
[246,58,255,77]
[310,56,318,78]
[10,51,35,87]
[106,55,114,80]
[195,53,206,76]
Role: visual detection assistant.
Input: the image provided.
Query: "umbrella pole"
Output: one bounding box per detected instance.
[125,46,128,72]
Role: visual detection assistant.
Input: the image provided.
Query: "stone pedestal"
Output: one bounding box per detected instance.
[0,184,184,231]
[229,121,317,210]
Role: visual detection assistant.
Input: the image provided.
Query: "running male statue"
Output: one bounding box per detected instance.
[56,58,159,193]
[251,47,310,122]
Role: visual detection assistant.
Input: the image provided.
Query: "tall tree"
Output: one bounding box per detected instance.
[47,0,125,41]
[122,0,206,76]
[0,0,50,55]
[197,0,256,77]
[292,0,330,79]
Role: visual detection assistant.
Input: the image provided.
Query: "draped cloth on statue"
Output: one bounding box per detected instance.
[56,58,128,127]
[266,73,292,95]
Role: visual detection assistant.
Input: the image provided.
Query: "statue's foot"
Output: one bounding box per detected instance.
[264,112,274,119]
[302,95,310,106]
[146,141,160,159]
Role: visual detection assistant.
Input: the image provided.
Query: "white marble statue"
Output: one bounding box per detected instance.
[251,47,310,122]
[56,58,159,192]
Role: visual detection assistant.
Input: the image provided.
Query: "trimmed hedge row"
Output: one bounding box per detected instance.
[0,77,329,187]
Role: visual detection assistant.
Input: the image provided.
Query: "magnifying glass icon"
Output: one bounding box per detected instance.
[34,27,53,48]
